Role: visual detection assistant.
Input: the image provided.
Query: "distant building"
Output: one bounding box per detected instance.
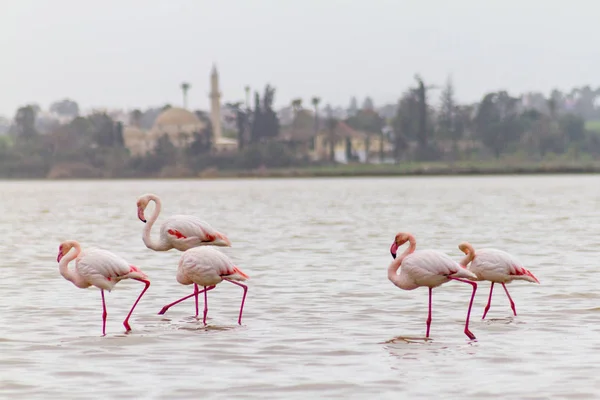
[124,107,205,156]
[122,65,238,156]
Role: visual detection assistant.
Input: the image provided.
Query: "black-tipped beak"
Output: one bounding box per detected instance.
[390,242,398,259]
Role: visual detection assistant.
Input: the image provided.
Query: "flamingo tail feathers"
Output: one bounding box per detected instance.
[225,266,249,281]
[451,266,478,280]
[512,266,540,283]
[128,265,149,280]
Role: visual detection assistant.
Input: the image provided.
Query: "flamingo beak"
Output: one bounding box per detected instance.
[390,242,398,259]
[57,250,63,263]
[137,207,146,223]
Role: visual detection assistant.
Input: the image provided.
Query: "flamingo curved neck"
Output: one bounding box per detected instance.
[459,243,475,266]
[59,243,88,288]
[142,195,171,251]
[387,237,417,290]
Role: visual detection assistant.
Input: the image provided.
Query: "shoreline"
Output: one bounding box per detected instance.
[2,162,600,180]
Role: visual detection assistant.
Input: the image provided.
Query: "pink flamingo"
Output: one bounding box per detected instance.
[459,242,539,319]
[56,240,151,336]
[158,247,249,325]
[388,232,479,340]
[136,193,232,252]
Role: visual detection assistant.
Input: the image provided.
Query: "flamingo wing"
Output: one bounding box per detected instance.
[403,250,475,286]
[475,249,539,283]
[76,249,132,291]
[179,247,248,285]
[161,215,228,245]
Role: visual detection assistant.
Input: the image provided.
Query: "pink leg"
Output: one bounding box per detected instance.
[202,286,209,325]
[123,279,150,332]
[194,284,199,317]
[223,278,248,325]
[100,289,107,336]
[425,287,433,338]
[501,283,517,316]
[158,286,215,315]
[448,277,478,340]
[482,282,495,319]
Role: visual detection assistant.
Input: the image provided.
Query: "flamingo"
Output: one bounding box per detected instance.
[458,242,539,319]
[388,232,479,340]
[157,246,249,325]
[56,240,151,336]
[136,193,232,252]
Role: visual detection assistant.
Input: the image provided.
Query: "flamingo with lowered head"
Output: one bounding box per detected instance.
[158,246,249,325]
[458,242,539,319]
[389,232,479,340]
[56,240,151,335]
[136,193,232,252]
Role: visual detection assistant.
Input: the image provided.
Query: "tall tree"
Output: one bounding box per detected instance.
[437,76,464,155]
[50,99,80,118]
[324,104,337,162]
[251,92,262,143]
[392,91,418,162]
[226,102,250,149]
[14,105,38,140]
[414,75,429,149]
[88,112,118,147]
[362,97,374,110]
[474,91,522,158]
[262,85,280,139]
[311,96,321,135]
[348,97,358,116]
[129,109,143,127]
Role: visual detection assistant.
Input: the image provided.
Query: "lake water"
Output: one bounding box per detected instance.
[0,175,599,399]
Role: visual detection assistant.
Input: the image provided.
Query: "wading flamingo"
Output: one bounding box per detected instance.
[136,193,232,252]
[158,247,249,325]
[389,232,479,340]
[458,242,539,319]
[56,240,151,336]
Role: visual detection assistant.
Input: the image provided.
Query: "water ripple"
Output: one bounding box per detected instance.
[0,176,598,398]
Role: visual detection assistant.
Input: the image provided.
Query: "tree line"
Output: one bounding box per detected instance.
[0,78,599,178]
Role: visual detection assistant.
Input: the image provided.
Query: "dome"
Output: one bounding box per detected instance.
[154,107,201,128]
[123,126,145,139]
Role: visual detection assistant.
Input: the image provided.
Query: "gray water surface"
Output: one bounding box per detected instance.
[0,176,598,399]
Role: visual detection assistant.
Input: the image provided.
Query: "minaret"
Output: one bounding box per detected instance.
[210,64,222,143]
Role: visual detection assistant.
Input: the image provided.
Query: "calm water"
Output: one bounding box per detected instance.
[0,175,599,399]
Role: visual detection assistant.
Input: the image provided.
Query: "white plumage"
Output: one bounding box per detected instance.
[177,246,248,287]
[398,249,477,290]
[466,248,539,284]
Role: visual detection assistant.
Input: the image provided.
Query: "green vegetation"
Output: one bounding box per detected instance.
[2,82,600,179]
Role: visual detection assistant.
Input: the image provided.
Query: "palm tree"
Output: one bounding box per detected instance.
[180,82,191,109]
[244,86,251,110]
[130,109,143,127]
[291,98,303,115]
[311,97,321,151]
[325,104,337,162]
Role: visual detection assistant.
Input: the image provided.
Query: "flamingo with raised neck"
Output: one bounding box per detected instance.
[136,193,231,252]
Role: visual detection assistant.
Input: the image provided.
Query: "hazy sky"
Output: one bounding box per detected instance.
[1,0,597,117]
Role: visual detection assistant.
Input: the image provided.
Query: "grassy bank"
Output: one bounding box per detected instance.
[198,160,600,179]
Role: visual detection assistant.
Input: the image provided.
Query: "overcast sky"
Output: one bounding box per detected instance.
[1,0,597,117]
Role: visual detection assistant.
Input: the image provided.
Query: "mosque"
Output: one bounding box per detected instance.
[123,65,238,156]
